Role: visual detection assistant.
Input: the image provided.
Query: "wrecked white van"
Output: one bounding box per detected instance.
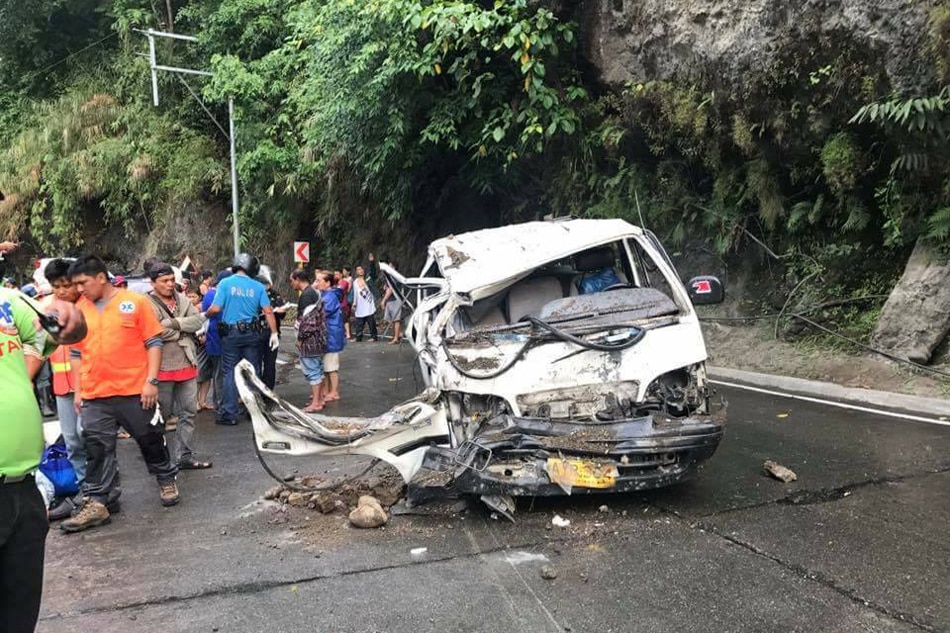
[237,218,725,515]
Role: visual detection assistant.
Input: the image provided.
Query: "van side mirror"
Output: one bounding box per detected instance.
[686,276,724,305]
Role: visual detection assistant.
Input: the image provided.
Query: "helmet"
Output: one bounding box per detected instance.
[231,253,260,278]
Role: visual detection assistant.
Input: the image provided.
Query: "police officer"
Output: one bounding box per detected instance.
[204,253,279,426]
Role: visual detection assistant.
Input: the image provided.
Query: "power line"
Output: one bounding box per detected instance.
[174,73,229,141]
[24,31,119,83]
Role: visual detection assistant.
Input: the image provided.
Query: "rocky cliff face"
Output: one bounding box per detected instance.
[581,0,938,92]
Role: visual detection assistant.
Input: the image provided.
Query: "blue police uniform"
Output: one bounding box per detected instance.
[213,274,271,424]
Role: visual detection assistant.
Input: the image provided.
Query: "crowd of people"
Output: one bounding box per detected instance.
[0,238,408,633]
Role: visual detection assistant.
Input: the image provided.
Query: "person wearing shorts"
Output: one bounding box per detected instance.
[380,262,405,345]
[291,270,327,412]
[315,270,345,402]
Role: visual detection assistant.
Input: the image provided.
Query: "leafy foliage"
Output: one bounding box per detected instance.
[198,0,584,223]
[0,91,225,250]
[0,0,947,288]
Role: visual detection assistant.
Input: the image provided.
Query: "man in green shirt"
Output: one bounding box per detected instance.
[0,286,87,633]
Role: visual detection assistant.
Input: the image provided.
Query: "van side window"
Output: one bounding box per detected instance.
[628,239,675,300]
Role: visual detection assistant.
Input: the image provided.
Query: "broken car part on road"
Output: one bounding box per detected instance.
[238,218,727,518]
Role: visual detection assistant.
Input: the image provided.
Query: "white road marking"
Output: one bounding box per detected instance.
[710,379,950,427]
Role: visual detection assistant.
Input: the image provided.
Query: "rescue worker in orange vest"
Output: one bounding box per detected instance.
[42,259,90,521]
[60,255,179,534]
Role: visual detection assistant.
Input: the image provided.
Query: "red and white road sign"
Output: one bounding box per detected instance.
[294,241,310,264]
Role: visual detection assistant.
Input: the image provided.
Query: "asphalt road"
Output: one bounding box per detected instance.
[37,340,950,633]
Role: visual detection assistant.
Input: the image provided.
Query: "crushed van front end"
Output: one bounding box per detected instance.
[422,405,725,498]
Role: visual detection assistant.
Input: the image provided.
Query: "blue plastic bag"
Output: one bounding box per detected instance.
[576,267,621,295]
[38,442,79,497]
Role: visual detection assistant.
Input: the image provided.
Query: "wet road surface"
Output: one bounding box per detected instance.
[37,340,950,633]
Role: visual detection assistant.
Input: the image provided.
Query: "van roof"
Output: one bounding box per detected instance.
[428,218,641,297]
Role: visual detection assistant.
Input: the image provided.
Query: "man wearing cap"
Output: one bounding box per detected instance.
[204,253,279,426]
[1,283,87,633]
[147,263,211,470]
[61,255,180,534]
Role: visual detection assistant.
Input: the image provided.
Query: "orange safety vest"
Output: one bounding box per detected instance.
[50,345,74,396]
[74,291,164,400]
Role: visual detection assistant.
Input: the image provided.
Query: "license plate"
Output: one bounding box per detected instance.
[546,458,619,490]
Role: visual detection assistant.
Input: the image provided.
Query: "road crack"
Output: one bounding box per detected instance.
[37,532,570,623]
[690,520,942,633]
[683,465,950,519]
[649,490,947,633]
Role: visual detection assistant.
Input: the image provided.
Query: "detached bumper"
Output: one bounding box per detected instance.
[424,413,725,497]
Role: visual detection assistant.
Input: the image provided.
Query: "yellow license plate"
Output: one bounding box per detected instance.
[546,458,619,489]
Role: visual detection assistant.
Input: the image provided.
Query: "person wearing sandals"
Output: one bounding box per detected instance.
[315,270,345,402]
[290,270,327,412]
[147,263,212,471]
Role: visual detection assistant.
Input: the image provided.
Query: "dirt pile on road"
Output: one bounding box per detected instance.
[263,468,406,515]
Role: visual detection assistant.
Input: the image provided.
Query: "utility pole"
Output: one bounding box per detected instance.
[137,28,241,257]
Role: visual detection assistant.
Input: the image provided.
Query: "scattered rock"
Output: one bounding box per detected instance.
[309,492,343,514]
[358,495,383,510]
[373,484,406,508]
[552,515,570,528]
[278,489,291,501]
[598,505,609,513]
[264,485,284,500]
[872,239,950,364]
[763,460,798,483]
[540,565,558,580]
[286,492,310,507]
[349,495,388,528]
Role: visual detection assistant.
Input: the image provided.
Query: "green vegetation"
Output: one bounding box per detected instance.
[0,0,946,305]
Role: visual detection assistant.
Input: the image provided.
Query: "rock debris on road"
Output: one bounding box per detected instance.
[37,341,950,633]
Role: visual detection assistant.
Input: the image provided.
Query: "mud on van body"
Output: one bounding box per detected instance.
[237,218,726,517]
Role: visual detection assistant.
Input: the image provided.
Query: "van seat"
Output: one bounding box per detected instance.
[507,277,565,322]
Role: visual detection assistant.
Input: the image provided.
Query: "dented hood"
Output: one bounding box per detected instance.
[429,219,642,299]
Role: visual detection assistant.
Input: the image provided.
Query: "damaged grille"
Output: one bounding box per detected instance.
[516,382,640,419]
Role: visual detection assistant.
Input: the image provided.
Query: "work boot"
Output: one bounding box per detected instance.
[60,499,111,533]
[159,480,180,507]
